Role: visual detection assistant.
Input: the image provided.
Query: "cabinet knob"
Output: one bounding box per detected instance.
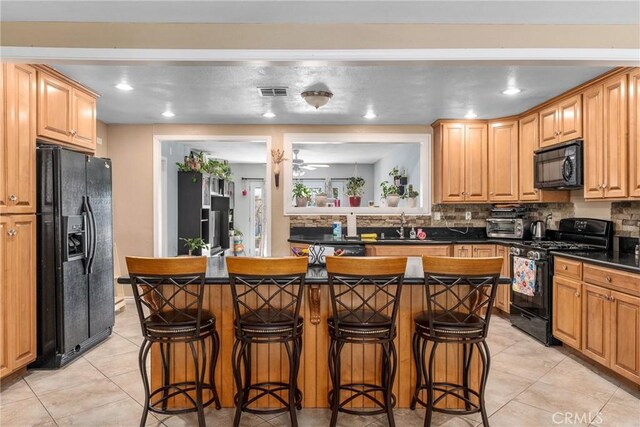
[70,130,77,137]
[605,276,612,283]
[563,265,568,270]
[608,295,616,302]
[7,229,17,237]
[9,194,17,202]
[602,183,608,190]
[575,292,580,298]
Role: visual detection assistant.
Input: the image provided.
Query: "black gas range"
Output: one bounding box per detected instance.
[509,218,613,345]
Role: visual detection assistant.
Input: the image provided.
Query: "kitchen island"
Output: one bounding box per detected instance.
[119,257,509,411]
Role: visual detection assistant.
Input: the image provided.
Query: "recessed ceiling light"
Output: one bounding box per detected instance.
[502,87,521,95]
[262,112,276,118]
[363,112,377,119]
[464,111,478,119]
[162,111,175,118]
[115,83,133,91]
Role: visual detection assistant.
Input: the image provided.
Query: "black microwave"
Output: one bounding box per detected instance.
[534,140,583,189]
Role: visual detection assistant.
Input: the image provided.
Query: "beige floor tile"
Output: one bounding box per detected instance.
[110,369,146,405]
[490,351,559,381]
[489,400,586,427]
[23,357,107,396]
[595,400,640,427]
[85,348,140,378]
[0,378,36,405]
[608,386,640,411]
[514,381,608,422]
[37,377,130,420]
[366,409,476,427]
[83,334,140,362]
[538,357,619,401]
[0,395,55,426]
[163,407,265,427]
[55,396,163,426]
[485,334,518,356]
[499,337,567,364]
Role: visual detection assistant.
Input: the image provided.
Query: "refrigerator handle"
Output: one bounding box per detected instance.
[86,197,98,275]
[82,196,91,275]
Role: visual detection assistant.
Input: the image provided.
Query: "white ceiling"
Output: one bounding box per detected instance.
[2,1,637,24]
[53,63,613,125]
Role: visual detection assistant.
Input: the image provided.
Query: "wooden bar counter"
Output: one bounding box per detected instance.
[119,256,507,410]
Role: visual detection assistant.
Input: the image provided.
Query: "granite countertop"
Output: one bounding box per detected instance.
[550,251,640,274]
[117,255,511,285]
[288,234,520,246]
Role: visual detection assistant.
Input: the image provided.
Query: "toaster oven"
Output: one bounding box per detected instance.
[486,218,531,239]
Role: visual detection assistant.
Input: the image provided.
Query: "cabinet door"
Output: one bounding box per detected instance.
[630,69,640,198]
[0,216,11,377]
[539,105,558,147]
[518,112,540,201]
[583,84,605,199]
[552,276,582,350]
[37,72,72,143]
[453,244,473,258]
[472,244,496,258]
[10,215,36,369]
[610,290,640,383]
[558,94,582,142]
[582,284,611,366]
[464,123,488,202]
[494,245,511,313]
[441,124,466,202]
[603,74,628,199]
[3,64,36,215]
[71,89,97,151]
[488,120,518,201]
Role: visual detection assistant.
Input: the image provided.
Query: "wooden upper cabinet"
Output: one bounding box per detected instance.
[488,120,518,201]
[602,74,628,199]
[539,94,582,148]
[582,73,629,200]
[36,68,98,153]
[464,123,488,202]
[583,83,605,199]
[441,123,466,202]
[2,64,37,215]
[630,69,640,198]
[518,113,540,201]
[0,216,10,378]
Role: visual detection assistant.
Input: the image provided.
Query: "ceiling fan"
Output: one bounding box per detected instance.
[292,149,330,174]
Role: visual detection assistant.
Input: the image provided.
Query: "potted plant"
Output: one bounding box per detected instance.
[292,182,311,207]
[405,184,419,208]
[314,192,328,207]
[180,237,208,256]
[346,176,365,207]
[380,181,400,207]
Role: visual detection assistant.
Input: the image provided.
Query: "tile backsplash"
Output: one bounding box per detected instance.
[290,201,640,237]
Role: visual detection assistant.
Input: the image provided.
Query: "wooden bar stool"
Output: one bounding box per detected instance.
[411,256,503,427]
[326,256,407,427]
[226,257,308,427]
[126,256,221,427]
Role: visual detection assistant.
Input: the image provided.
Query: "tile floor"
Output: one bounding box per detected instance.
[1,303,639,427]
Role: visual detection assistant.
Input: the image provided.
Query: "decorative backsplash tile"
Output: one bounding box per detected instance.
[611,202,640,238]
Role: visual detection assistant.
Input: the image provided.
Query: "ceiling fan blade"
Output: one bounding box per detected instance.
[301,165,316,170]
[308,164,330,168]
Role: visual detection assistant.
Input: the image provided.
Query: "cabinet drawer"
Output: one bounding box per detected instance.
[583,264,640,297]
[554,257,582,280]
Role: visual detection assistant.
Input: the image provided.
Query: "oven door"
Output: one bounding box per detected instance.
[510,255,549,318]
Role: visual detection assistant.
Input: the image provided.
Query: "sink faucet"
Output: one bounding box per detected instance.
[397,212,406,239]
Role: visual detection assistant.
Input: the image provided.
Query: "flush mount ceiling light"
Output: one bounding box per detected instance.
[464,111,478,119]
[363,111,377,119]
[162,111,175,118]
[502,87,522,95]
[301,90,333,109]
[262,112,276,118]
[115,82,133,91]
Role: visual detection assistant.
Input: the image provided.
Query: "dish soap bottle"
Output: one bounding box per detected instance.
[409,227,417,239]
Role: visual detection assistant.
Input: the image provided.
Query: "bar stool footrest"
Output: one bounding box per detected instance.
[234,381,303,414]
[411,382,482,415]
[329,382,396,416]
[148,381,221,415]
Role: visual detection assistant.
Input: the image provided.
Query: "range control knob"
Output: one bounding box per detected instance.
[510,247,521,256]
[527,251,541,260]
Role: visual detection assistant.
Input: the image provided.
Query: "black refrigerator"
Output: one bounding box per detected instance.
[32,145,114,368]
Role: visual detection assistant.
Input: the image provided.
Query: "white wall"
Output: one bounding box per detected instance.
[373,144,421,202]
[296,163,375,204]
[161,141,189,256]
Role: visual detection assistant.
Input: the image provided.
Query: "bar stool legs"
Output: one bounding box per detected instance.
[411,334,492,427]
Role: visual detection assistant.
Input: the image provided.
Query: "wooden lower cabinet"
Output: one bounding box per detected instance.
[582,283,611,367]
[494,245,511,313]
[365,244,450,257]
[610,290,640,382]
[0,214,37,379]
[552,276,582,350]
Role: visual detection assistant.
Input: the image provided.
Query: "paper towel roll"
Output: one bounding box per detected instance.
[346,213,357,237]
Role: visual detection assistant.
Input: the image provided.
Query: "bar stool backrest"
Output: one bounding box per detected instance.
[226,257,308,332]
[421,256,503,337]
[126,256,208,339]
[326,257,407,335]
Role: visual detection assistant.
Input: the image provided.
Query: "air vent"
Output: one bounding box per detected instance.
[258,87,288,97]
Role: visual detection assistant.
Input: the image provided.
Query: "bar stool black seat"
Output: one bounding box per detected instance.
[226,257,308,427]
[326,256,407,427]
[411,256,503,427]
[126,256,221,427]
